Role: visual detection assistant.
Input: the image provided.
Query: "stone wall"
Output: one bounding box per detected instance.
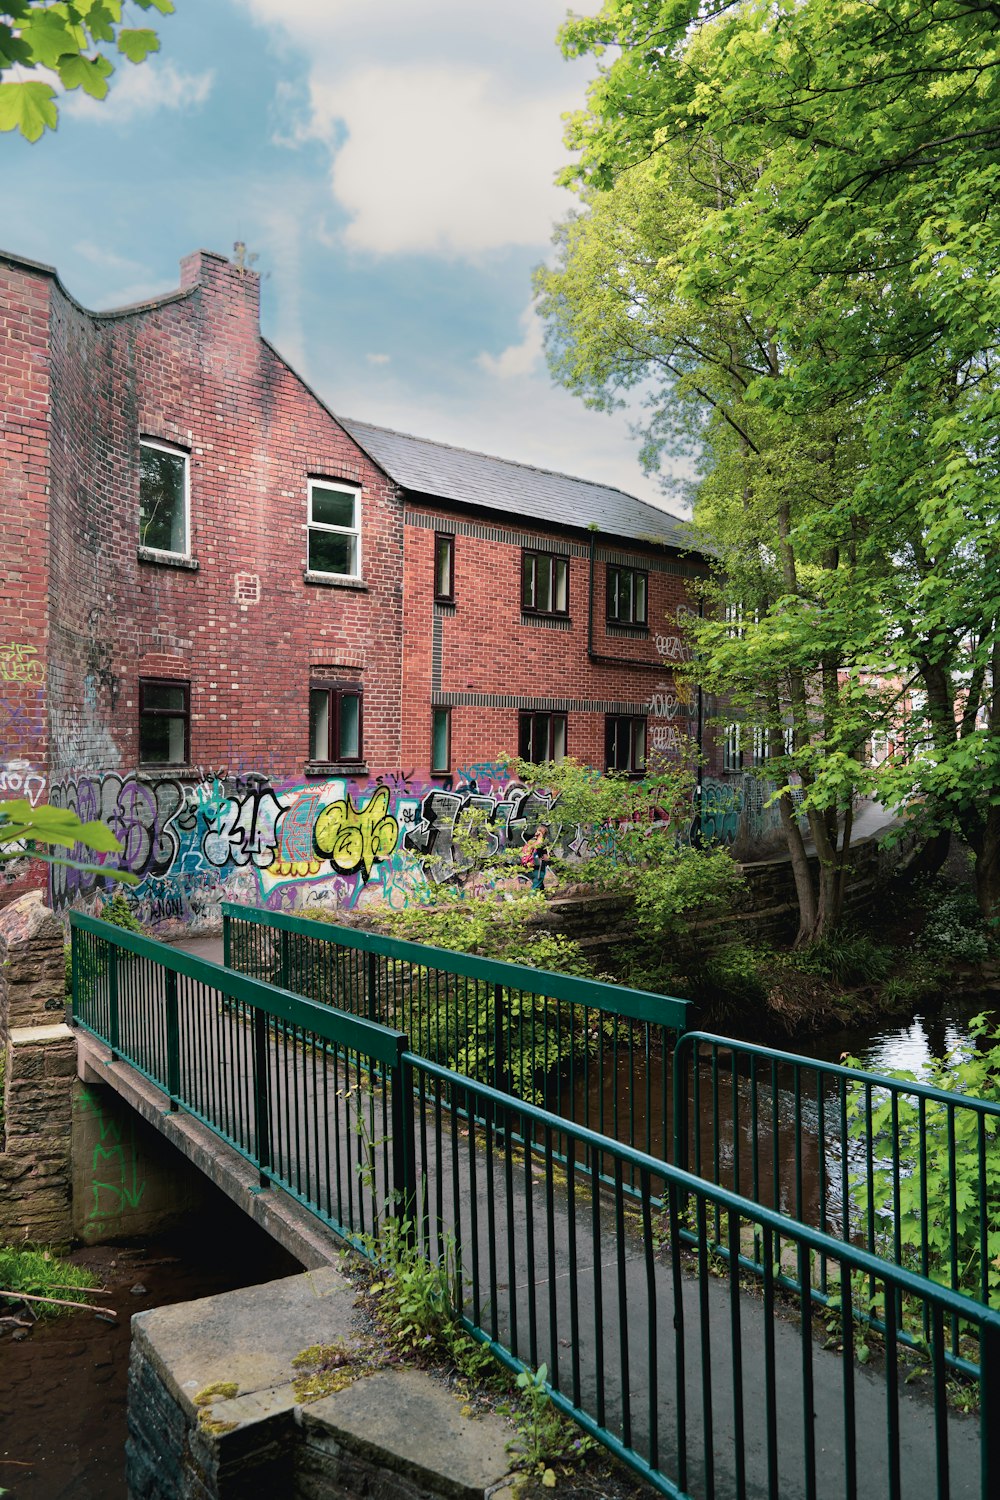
[0,891,76,1246]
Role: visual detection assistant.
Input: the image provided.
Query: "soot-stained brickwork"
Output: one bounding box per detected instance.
[1,245,754,934]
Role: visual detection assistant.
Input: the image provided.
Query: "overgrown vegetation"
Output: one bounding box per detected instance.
[847,1012,1000,1310]
[0,1246,99,1317]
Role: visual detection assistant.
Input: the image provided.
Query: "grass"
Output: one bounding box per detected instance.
[0,1246,100,1316]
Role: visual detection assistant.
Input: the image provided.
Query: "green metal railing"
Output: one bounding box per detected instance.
[71,912,415,1251]
[222,902,690,1175]
[673,1032,1000,1359]
[68,914,1000,1498]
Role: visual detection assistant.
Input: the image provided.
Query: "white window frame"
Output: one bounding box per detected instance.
[308,479,362,580]
[723,723,743,773]
[139,438,190,559]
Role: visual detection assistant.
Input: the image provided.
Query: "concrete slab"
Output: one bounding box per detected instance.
[134,1265,360,1415]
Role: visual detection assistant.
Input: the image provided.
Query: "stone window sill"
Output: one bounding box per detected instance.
[138,547,199,572]
[136,764,198,779]
[305,761,369,778]
[303,571,368,592]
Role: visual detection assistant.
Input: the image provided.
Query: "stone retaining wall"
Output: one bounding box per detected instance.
[0,891,76,1246]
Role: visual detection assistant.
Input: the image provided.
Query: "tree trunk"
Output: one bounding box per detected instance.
[974,806,1000,925]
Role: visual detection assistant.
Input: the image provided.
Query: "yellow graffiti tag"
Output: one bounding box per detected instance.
[313,786,400,880]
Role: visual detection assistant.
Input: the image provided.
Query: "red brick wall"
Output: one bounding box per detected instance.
[401,503,712,777]
[40,250,403,785]
[0,258,52,901]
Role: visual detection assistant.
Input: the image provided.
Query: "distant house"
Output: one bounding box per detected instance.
[0,245,717,931]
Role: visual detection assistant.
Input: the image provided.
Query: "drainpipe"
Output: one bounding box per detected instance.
[693,597,705,847]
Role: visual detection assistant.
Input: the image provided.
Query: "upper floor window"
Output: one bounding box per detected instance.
[139,679,190,765]
[605,715,646,775]
[140,440,189,556]
[434,533,455,603]
[519,711,567,765]
[310,681,363,764]
[723,723,743,773]
[522,551,568,616]
[308,480,361,579]
[607,564,647,626]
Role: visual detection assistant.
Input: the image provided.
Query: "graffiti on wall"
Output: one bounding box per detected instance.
[75,1086,146,1225]
[0,760,46,806]
[0,642,45,684]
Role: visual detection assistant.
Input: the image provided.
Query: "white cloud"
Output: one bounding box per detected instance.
[63,61,214,123]
[478,302,545,379]
[73,241,147,276]
[366,353,391,365]
[312,65,572,257]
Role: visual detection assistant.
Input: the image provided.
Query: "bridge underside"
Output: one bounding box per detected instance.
[75,1032,345,1271]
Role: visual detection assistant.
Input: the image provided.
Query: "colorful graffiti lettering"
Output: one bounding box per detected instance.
[0,642,45,684]
[49,773,185,908]
[313,786,400,879]
[201,778,285,869]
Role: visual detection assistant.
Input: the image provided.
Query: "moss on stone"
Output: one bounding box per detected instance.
[194,1380,239,1407]
[290,1338,370,1405]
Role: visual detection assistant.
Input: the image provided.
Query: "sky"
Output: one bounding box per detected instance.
[2,0,689,512]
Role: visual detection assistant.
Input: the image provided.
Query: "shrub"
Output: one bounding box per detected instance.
[684,942,773,1013]
[793,930,893,987]
[631,843,746,943]
[918,885,992,963]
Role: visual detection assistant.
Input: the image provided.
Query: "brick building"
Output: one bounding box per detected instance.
[1,246,726,931]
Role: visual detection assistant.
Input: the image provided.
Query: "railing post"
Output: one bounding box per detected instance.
[70,926,80,1019]
[279,928,290,990]
[672,1031,689,1172]
[391,1039,416,1240]
[165,969,179,1110]
[253,1005,271,1189]
[222,911,231,970]
[492,981,508,1096]
[982,1323,1000,1499]
[367,948,379,1022]
[108,941,120,1061]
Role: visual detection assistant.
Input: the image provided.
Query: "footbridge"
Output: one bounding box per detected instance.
[68,907,1000,1500]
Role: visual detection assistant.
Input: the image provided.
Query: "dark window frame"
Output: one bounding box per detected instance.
[605,714,647,776]
[606,563,648,626]
[309,680,364,765]
[431,706,451,773]
[434,532,455,603]
[139,677,190,766]
[521,549,569,617]
[518,710,568,765]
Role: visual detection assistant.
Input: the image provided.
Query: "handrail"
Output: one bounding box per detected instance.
[221,901,690,1029]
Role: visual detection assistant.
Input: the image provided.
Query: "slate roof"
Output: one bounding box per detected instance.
[340,418,696,554]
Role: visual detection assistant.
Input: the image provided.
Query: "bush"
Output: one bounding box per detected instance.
[684,942,773,1013]
[632,842,745,943]
[918,885,992,963]
[847,1012,1000,1307]
[793,930,893,987]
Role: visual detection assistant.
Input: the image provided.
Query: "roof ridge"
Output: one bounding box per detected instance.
[340,415,688,527]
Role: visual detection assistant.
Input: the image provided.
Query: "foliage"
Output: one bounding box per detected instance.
[847,1013,1000,1307]
[0,1244,98,1314]
[630,842,744,945]
[542,0,1000,931]
[0,797,133,883]
[918,885,993,963]
[682,941,772,1014]
[98,887,144,932]
[792,932,894,989]
[0,0,173,141]
[377,895,606,1105]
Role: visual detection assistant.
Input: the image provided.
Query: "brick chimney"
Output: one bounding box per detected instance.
[179,249,260,327]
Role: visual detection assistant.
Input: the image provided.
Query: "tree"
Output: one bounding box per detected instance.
[0,0,173,141]
[545,0,1000,924]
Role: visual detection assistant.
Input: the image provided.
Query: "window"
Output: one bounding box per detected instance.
[751,725,768,766]
[723,723,743,773]
[522,551,568,616]
[434,533,455,603]
[605,715,646,775]
[607,564,647,626]
[308,480,361,578]
[139,679,189,765]
[139,440,189,556]
[310,682,363,763]
[519,711,567,765]
[431,707,451,773]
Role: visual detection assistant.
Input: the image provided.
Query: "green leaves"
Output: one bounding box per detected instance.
[117,27,158,63]
[0,77,56,140]
[0,0,171,138]
[0,799,136,883]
